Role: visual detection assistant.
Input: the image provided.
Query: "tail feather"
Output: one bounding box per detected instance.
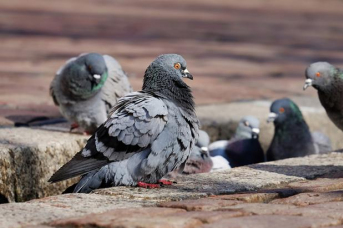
[49,152,108,183]
[74,169,107,193]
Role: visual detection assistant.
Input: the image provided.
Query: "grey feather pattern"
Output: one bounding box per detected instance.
[311,131,332,154]
[49,91,169,182]
[101,55,133,112]
[49,54,199,193]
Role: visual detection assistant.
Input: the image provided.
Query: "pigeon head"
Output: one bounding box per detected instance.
[235,116,260,139]
[62,53,108,98]
[183,144,213,175]
[267,98,304,126]
[303,62,336,91]
[142,54,194,105]
[196,130,210,149]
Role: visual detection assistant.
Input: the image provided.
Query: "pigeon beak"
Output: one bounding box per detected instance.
[182,68,193,80]
[201,146,209,153]
[251,128,260,139]
[93,74,101,80]
[251,128,260,134]
[200,147,209,160]
[267,112,278,123]
[303,79,313,91]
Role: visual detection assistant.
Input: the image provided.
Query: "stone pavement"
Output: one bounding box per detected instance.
[0,153,343,228]
[1,98,343,204]
[2,0,343,120]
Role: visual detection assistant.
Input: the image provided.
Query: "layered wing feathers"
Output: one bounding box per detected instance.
[49,92,168,182]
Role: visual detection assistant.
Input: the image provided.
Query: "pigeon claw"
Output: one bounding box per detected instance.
[137,182,160,189]
[158,179,174,185]
[70,123,79,131]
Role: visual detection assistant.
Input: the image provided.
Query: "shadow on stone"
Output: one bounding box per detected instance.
[0,193,9,204]
[250,164,343,179]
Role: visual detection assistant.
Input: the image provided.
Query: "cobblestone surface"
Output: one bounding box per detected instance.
[2,0,343,227]
[0,153,341,227]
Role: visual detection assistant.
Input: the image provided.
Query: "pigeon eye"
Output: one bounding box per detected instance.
[174,63,181,70]
[279,107,285,113]
[316,72,321,77]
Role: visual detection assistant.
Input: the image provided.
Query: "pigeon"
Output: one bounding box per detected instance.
[182,130,213,174]
[210,156,231,172]
[303,62,343,131]
[50,53,132,134]
[266,98,332,161]
[209,116,265,168]
[165,130,213,179]
[49,54,199,193]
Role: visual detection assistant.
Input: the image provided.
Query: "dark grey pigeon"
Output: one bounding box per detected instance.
[266,98,332,161]
[49,54,199,193]
[166,130,212,179]
[304,62,343,131]
[209,116,265,168]
[50,53,132,134]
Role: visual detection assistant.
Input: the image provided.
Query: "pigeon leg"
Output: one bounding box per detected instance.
[70,123,79,132]
[158,179,174,185]
[137,182,160,188]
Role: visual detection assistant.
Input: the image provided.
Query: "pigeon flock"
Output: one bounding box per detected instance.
[45,53,338,193]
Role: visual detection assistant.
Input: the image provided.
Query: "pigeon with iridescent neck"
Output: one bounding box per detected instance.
[267,98,332,161]
[303,62,343,131]
[50,53,132,134]
[49,54,199,193]
[209,116,265,167]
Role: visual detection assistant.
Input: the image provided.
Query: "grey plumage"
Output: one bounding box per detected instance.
[304,62,343,131]
[266,98,332,161]
[49,54,199,193]
[209,116,265,167]
[166,130,212,179]
[50,53,132,133]
[311,131,332,154]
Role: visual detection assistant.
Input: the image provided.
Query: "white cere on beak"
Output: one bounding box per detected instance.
[267,112,278,123]
[93,74,101,79]
[251,128,260,134]
[201,147,209,152]
[183,69,190,74]
[303,79,313,91]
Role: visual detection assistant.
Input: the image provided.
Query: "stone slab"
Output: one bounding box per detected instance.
[271,191,343,206]
[0,128,88,202]
[199,215,340,228]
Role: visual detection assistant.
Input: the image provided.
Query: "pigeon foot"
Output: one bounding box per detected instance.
[158,179,174,185]
[70,123,79,131]
[137,182,160,188]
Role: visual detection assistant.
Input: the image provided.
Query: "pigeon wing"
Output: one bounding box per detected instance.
[311,131,332,154]
[101,55,133,112]
[49,56,78,106]
[49,92,168,182]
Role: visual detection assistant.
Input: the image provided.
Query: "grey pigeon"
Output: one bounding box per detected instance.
[209,116,265,168]
[266,98,332,161]
[49,54,199,193]
[166,130,212,179]
[304,62,343,131]
[50,53,132,134]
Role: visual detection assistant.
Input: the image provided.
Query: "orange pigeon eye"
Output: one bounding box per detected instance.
[174,63,181,69]
[279,107,285,113]
[316,72,321,77]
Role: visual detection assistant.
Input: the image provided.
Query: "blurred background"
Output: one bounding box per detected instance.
[1,0,343,124]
